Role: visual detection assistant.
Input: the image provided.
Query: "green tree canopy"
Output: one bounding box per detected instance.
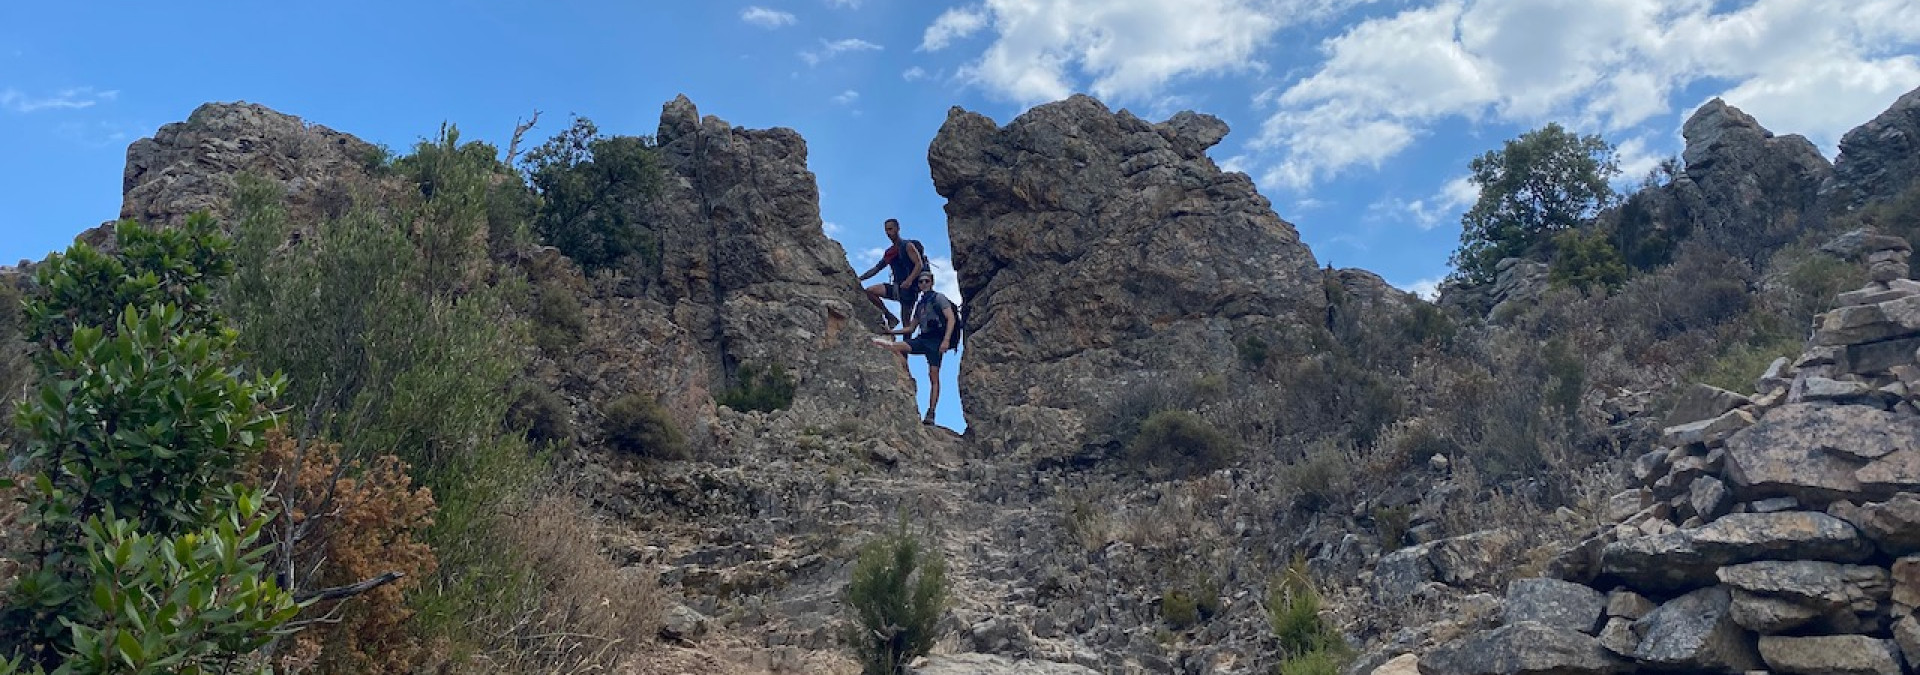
[520,117,664,273]
[1449,123,1620,286]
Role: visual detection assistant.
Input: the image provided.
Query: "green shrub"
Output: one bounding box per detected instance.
[1162,589,1200,630]
[718,362,796,413]
[2,219,291,669]
[1549,227,1630,291]
[1276,648,1344,675]
[1696,333,1802,394]
[1373,505,1413,551]
[602,392,686,459]
[522,117,665,273]
[1280,439,1353,513]
[508,384,574,447]
[1543,338,1585,418]
[49,493,300,675]
[1124,409,1238,479]
[531,279,587,353]
[844,523,946,675]
[1161,583,1221,630]
[1237,335,1271,367]
[1397,301,1455,350]
[1269,560,1345,667]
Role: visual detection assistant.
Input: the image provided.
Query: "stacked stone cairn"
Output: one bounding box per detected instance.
[1411,233,1920,674]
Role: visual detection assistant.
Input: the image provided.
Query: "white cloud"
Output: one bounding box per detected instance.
[1438,174,1478,211]
[823,220,843,235]
[927,255,962,302]
[800,37,883,66]
[941,0,1365,105]
[833,89,860,105]
[1252,0,1920,189]
[741,6,796,28]
[1396,277,1443,300]
[922,6,989,51]
[825,0,861,7]
[902,66,929,81]
[0,86,118,113]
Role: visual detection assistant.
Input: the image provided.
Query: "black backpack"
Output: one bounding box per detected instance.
[917,293,966,351]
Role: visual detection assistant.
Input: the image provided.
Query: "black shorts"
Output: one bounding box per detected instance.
[882,283,921,309]
[906,334,945,368]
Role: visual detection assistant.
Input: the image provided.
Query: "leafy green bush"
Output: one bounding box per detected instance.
[522,117,665,273]
[1549,227,1630,291]
[844,524,946,675]
[1279,439,1354,513]
[602,392,686,459]
[52,493,299,675]
[718,362,796,413]
[1123,409,1238,479]
[1,218,291,670]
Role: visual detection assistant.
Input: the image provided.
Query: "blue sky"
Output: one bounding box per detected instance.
[4,0,1919,429]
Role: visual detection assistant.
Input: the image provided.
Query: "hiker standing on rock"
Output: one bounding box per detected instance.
[857,218,926,336]
[874,271,958,426]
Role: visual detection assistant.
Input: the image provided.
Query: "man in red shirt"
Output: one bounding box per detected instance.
[857,218,926,334]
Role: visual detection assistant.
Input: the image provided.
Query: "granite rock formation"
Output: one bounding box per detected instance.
[122,102,380,229]
[1830,87,1920,211]
[930,95,1326,457]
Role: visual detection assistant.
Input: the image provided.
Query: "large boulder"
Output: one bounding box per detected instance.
[1418,622,1623,675]
[1724,403,1920,504]
[1503,578,1605,634]
[1757,635,1904,675]
[1831,494,1920,555]
[1717,561,1890,633]
[930,95,1326,456]
[1630,586,1763,672]
[1600,512,1872,592]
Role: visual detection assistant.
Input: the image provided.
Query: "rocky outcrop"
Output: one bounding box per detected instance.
[122,102,380,229]
[1414,233,1920,673]
[1829,86,1920,210]
[1667,98,1833,262]
[930,95,1325,456]
[619,95,923,439]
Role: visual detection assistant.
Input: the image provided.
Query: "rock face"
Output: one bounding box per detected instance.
[1672,99,1834,259]
[629,95,922,437]
[930,95,1325,455]
[1829,86,1920,210]
[122,102,380,229]
[1426,227,1920,674]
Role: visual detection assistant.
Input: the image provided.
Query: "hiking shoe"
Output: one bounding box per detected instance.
[870,336,894,348]
[922,410,936,426]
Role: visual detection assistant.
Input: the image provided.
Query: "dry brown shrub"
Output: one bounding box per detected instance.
[464,489,666,675]
[251,431,438,674]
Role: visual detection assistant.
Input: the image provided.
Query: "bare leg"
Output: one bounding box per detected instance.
[865,284,898,326]
[925,364,940,421]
